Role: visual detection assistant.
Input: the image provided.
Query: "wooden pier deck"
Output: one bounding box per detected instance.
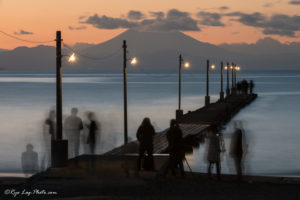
[105,93,258,156]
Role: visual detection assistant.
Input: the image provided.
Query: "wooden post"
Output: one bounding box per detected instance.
[220,61,224,101]
[226,62,230,97]
[205,59,210,106]
[123,40,128,144]
[56,31,62,140]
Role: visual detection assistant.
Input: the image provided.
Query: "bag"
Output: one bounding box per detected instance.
[143,155,155,171]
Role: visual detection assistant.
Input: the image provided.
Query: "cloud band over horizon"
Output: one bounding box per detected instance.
[80,9,300,37]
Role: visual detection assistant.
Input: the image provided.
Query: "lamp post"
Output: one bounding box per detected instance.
[176,54,190,120]
[235,65,240,87]
[122,40,128,145]
[225,62,230,97]
[220,61,224,101]
[51,31,76,167]
[122,40,137,144]
[205,60,210,106]
[231,62,235,94]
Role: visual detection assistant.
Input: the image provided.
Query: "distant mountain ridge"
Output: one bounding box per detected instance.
[0,30,299,70]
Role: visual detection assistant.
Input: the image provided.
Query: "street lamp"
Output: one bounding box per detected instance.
[225,62,230,97]
[234,65,241,87]
[176,54,190,120]
[220,62,224,101]
[205,60,215,106]
[122,40,137,144]
[231,63,235,94]
[52,30,77,168]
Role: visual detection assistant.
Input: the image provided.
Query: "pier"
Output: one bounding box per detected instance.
[43,92,258,177]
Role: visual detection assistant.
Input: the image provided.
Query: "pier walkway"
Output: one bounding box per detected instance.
[104,93,257,156]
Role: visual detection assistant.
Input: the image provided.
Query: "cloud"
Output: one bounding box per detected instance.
[83,14,138,29]
[149,11,164,19]
[197,11,225,26]
[227,12,300,37]
[264,0,282,7]
[14,29,33,35]
[79,16,87,20]
[127,10,145,20]
[83,9,200,31]
[69,25,87,30]
[219,6,229,11]
[289,0,300,5]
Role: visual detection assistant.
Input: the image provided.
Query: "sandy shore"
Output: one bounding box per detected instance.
[1,170,299,200]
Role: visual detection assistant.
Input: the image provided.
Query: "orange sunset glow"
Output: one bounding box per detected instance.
[1,0,300,49]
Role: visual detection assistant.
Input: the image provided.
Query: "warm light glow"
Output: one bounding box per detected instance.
[236,66,241,71]
[230,65,233,69]
[224,66,228,70]
[68,53,76,63]
[130,57,138,65]
[211,64,215,69]
[184,62,190,68]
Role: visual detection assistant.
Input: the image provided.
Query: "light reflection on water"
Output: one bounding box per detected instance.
[0,70,299,177]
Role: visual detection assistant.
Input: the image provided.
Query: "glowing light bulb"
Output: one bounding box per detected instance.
[68,53,76,63]
[184,62,190,68]
[130,57,137,65]
[211,64,215,69]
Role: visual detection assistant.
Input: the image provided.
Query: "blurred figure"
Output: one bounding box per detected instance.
[166,119,185,177]
[41,109,56,170]
[249,80,255,94]
[85,112,100,154]
[22,144,38,177]
[241,80,249,95]
[230,121,246,180]
[206,125,222,180]
[136,117,156,171]
[64,107,83,158]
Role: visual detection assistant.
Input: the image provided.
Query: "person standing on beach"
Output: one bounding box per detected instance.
[206,125,222,180]
[22,144,38,177]
[85,112,100,155]
[166,119,185,177]
[41,109,56,170]
[136,117,156,171]
[64,107,83,158]
[230,121,245,180]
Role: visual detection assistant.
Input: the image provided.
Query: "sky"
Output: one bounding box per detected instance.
[1,0,300,49]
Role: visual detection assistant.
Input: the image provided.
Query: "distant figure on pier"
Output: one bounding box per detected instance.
[41,109,56,170]
[64,107,83,158]
[166,119,185,176]
[241,80,249,95]
[249,80,255,94]
[85,112,100,155]
[237,82,242,94]
[230,121,246,180]
[136,117,156,171]
[22,144,38,177]
[206,125,222,180]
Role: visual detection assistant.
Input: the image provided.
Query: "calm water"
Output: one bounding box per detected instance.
[0,69,299,177]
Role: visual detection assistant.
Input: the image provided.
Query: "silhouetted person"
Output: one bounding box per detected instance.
[85,112,100,155]
[136,117,156,171]
[64,107,83,158]
[237,82,242,94]
[22,144,38,177]
[206,125,221,180]
[166,119,185,177]
[241,80,249,95]
[230,121,245,180]
[41,110,56,170]
[249,80,254,94]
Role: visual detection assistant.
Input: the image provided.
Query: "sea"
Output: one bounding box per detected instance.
[0,69,299,177]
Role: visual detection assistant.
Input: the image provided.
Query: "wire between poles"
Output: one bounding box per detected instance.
[0,30,54,44]
[63,43,122,61]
